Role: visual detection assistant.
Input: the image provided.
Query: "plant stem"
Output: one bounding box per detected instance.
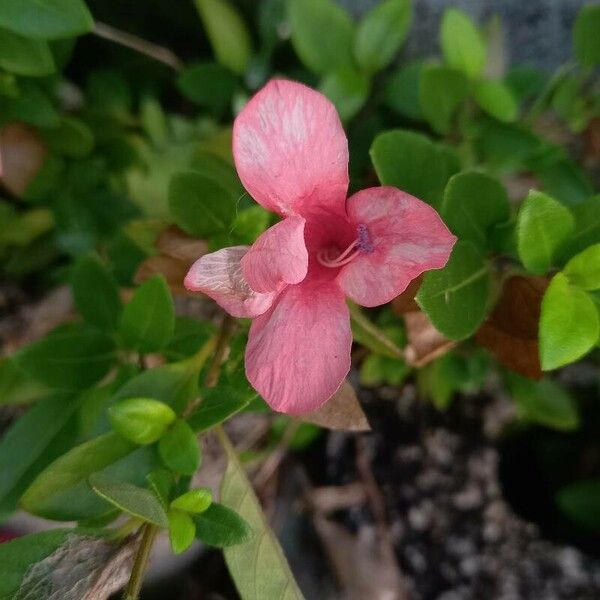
[94,21,183,71]
[205,315,236,388]
[123,523,159,600]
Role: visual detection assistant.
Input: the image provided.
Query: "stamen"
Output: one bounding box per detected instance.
[317,240,360,268]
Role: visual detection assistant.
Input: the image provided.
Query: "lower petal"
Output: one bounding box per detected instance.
[338,186,457,307]
[184,246,276,318]
[245,280,351,414]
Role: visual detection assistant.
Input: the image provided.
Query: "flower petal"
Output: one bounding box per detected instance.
[337,187,457,307]
[245,280,351,414]
[241,216,308,293]
[233,79,349,217]
[184,246,276,318]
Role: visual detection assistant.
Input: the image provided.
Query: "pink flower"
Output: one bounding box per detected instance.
[185,79,456,415]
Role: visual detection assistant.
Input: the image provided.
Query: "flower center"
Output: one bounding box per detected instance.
[317,224,373,268]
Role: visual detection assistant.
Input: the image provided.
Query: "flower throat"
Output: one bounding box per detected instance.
[317,224,373,268]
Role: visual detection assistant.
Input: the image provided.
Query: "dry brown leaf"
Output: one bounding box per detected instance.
[584,116,600,169]
[297,380,370,432]
[404,311,456,368]
[134,255,189,294]
[391,275,422,315]
[475,275,548,380]
[0,123,47,197]
[156,226,208,265]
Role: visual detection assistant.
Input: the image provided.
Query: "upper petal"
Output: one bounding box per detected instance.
[184,246,276,318]
[337,187,457,307]
[245,280,351,415]
[241,216,308,293]
[233,79,349,218]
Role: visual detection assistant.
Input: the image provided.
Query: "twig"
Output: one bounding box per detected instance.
[122,523,158,600]
[204,314,236,388]
[253,420,301,488]
[93,21,183,71]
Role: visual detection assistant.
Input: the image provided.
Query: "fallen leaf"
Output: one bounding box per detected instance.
[475,275,548,379]
[391,275,422,315]
[403,311,456,368]
[0,123,47,197]
[156,226,208,265]
[297,381,370,432]
[134,255,189,294]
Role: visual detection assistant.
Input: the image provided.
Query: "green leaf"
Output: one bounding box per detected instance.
[539,273,600,370]
[563,244,600,291]
[319,67,370,121]
[44,116,95,158]
[517,190,575,274]
[120,275,175,353]
[557,479,600,530]
[473,79,518,122]
[0,27,55,76]
[15,326,116,390]
[159,420,201,476]
[71,254,122,330]
[384,62,423,120]
[441,171,510,247]
[230,206,271,246]
[557,196,600,260]
[0,529,71,598]
[187,385,253,433]
[109,398,176,445]
[440,8,486,78]
[0,0,93,40]
[0,394,79,516]
[90,476,169,528]
[370,129,458,207]
[507,374,580,431]
[289,0,354,76]
[360,353,410,387]
[194,502,252,548]
[0,357,48,406]
[354,0,412,74]
[21,431,134,516]
[177,61,238,115]
[168,509,196,554]
[348,303,403,359]
[419,65,468,134]
[0,81,59,127]
[218,431,304,599]
[190,151,244,200]
[194,0,251,74]
[417,240,491,340]
[574,4,600,66]
[169,171,237,238]
[171,487,213,513]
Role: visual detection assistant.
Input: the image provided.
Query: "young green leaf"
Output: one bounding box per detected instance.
[120,275,175,353]
[15,326,116,390]
[147,468,175,508]
[0,0,93,40]
[0,28,55,76]
[556,479,600,530]
[557,195,600,260]
[289,0,354,76]
[218,431,304,599]
[517,190,575,274]
[573,4,600,67]
[71,254,122,330]
[187,384,254,433]
[354,0,412,74]
[370,129,458,207]
[417,240,491,340]
[441,171,510,248]
[194,502,252,548]
[171,487,213,514]
[193,0,251,74]
[419,65,468,134]
[90,476,169,528]
[563,244,600,291]
[177,61,238,115]
[319,67,370,121]
[440,8,486,78]
[169,171,237,238]
[159,420,201,476]
[168,509,196,554]
[109,398,176,445]
[507,374,580,431]
[539,273,600,370]
[473,79,518,122]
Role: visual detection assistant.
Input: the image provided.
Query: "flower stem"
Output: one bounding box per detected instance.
[123,523,158,600]
[204,314,236,388]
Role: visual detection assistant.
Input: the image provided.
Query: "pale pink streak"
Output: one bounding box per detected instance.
[337,187,457,307]
[232,79,349,217]
[241,216,308,293]
[245,280,352,414]
[184,246,276,318]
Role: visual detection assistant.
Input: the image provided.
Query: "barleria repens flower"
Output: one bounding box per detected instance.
[185,79,456,414]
